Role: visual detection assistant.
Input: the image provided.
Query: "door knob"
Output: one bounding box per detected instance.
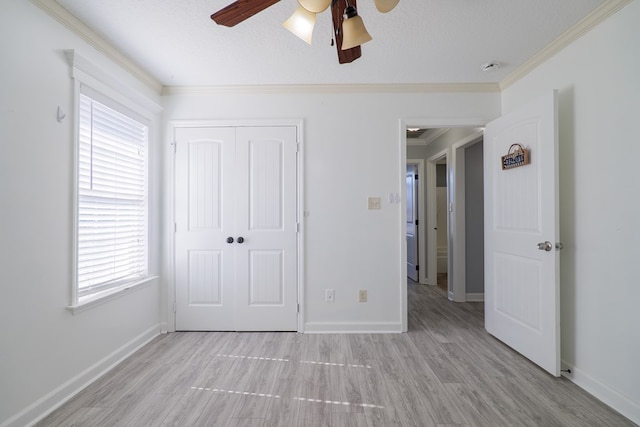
[537,241,552,252]
[226,237,234,244]
[237,237,245,244]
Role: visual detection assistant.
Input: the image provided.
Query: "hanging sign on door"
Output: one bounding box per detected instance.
[501,143,530,170]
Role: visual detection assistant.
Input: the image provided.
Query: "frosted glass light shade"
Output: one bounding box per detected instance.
[298,0,331,13]
[283,6,317,45]
[373,0,400,13]
[341,15,372,50]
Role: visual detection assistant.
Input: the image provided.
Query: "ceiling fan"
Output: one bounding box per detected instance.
[211,0,400,64]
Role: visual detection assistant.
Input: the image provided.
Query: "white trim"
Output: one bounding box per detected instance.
[67,52,161,308]
[399,121,408,332]
[427,148,449,293]
[164,125,176,332]
[465,293,485,302]
[500,0,632,90]
[1,325,162,427]
[65,50,162,116]
[162,83,501,96]
[561,362,640,426]
[66,277,158,314]
[166,119,305,333]
[29,0,162,93]
[296,123,306,333]
[400,118,488,331]
[304,322,402,333]
[450,131,485,302]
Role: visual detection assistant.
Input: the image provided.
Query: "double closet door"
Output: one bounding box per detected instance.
[174,126,298,331]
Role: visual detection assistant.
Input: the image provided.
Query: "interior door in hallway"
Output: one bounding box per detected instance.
[484,90,560,376]
[174,126,298,331]
[406,164,419,281]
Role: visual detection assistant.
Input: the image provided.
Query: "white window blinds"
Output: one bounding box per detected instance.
[77,93,148,295]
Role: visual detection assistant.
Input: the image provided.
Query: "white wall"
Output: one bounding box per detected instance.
[163,92,500,332]
[2,0,637,424]
[502,2,640,423]
[0,2,163,426]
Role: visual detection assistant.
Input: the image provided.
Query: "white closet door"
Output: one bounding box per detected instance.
[234,127,298,331]
[174,126,298,331]
[175,127,236,330]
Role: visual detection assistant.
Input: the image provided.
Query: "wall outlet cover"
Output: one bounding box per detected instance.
[368,197,381,210]
[325,289,335,302]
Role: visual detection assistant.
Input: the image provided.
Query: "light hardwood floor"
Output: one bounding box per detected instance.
[37,283,636,426]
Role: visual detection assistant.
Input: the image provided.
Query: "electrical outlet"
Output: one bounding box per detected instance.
[367,197,381,210]
[358,289,367,303]
[325,289,335,302]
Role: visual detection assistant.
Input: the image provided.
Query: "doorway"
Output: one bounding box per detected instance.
[402,121,485,331]
[435,158,449,294]
[406,160,426,283]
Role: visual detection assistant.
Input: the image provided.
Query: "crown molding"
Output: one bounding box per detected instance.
[500,0,632,90]
[162,83,501,96]
[29,0,163,94]
[30,0,629,96]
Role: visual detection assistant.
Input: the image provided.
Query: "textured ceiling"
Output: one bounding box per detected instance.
[54,0,606,87]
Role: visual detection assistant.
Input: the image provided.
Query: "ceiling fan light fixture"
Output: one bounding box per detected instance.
[373,0,400,13]
[283,6,317,45]
[341,6,372,50]
[298,0,332,13]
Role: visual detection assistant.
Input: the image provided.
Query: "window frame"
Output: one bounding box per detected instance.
[66,51,160,312]
[75,86,150,300]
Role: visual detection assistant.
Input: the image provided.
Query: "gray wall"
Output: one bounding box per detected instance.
[436,164,447,187]
[464,141,484,294]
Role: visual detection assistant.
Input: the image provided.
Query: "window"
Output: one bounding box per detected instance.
[75,89,149,301]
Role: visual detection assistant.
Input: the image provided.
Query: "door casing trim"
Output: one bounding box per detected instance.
[165,119,305,333]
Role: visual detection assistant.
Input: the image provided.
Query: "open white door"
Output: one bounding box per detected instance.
[406,164,419,281]
[484,90,561,376]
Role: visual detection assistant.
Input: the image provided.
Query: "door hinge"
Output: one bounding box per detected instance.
[416,265,420,271]
[297,303,300,313]
[415,219,419,226]
[415,174,419,180]
[172,142,177,154]
[173,301,176,313]
[296,142,300,153]
[297,222,300,233]
[174,222,177,233]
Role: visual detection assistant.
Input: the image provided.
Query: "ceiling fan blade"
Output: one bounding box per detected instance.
[331,0,361,64]
[211,0,281,27]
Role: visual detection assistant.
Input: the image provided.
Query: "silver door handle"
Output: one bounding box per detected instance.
[537,241,553,252]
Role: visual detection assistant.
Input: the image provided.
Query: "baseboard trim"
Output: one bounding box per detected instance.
[304,321,402,333]
[465,293,485,302]
[561,361,640,425]
[2,324,162,427]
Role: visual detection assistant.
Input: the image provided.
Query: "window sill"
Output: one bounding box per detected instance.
[66,276,158,315]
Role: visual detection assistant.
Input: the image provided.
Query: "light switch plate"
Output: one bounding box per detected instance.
[368,197,381,210]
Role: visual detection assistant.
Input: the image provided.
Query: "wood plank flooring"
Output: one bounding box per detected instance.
[36,283,636,426]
